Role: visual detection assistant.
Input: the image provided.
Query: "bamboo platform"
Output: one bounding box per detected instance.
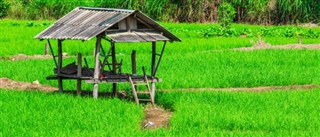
[46,73,161,83]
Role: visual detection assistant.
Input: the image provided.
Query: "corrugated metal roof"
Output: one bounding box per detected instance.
[35,7,181,42]
[107,31,169,42]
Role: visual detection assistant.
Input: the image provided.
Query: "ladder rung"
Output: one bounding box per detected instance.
[134,83,148,86]
[137,92,150,94]
[139,99,151,102]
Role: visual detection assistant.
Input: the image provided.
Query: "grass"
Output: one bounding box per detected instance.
[156,89,320,136]
[1,89,319,136]
[0,90,143,136]
[1,49,320,90]
[1,19,320,56]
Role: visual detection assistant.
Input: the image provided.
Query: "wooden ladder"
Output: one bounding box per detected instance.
[129,67,154,106]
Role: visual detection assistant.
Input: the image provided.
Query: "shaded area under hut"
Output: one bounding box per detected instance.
[34,7,181,105]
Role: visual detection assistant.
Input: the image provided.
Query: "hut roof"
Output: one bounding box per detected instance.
[35,7,181,42]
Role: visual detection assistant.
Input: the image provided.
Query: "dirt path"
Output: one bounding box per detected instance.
[0,53,69,61]
[236,43,320,51]
[161,84,319,92]
[0,78,57,92]
[199,41,320,53]
[142,104,172,130]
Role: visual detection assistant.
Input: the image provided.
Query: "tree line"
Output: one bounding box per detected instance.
[1,0,319,25]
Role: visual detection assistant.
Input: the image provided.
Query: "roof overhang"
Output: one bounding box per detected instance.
[34,7,181,42]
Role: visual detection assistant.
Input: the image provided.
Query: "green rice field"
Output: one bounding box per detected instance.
[1,19,320,136]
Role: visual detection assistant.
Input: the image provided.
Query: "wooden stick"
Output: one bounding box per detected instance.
[111,41,117,97]
[131,50,136,75]
[45,43,49,55]
[151,42,156,77]
[47,40,58,68]
[93,36,101,98]
[57,40,63,92]
[154,41,167,76]
[151,82,156,106]
[77,53,82,95]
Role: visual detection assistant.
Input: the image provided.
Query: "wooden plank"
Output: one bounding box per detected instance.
[93,36,101,98]
[151,42,156,76]
[85,77,162,83]
[127,16,137,30]
[118,19,126,30]
[77,53,82,95]
[57,40,63,92]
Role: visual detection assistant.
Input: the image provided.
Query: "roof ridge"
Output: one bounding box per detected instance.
[78,6,136,13]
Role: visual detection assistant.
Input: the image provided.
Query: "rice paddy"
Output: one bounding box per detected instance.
[1,19,320,136]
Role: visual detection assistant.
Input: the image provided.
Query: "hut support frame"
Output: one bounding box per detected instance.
[46,39,166,101]
[36,7,180,105]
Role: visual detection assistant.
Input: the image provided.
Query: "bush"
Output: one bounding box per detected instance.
[218,2,236,29]
[0,0,10,18]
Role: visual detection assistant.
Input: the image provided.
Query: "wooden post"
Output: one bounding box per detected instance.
[151,82,156,105]
[151,42,156,76]
[57,40,63,92]
[93,36,101,98]
[77,53,82,95]
[45,43,49,55]
[131,50,136,75]
[151,42,157,105]
[298,36,302,44]
[111,41,117,97]
[131,50,137,90]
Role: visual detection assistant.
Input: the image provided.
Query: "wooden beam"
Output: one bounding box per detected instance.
[131,50,137,91]
[57,40,63,92]
[93,36,102,98]
[111,41,117,97]
[151,82,156,105]
[154,41,167,76]
[151,42,156,77]
[77,53,82,95]
[131,50,136,75]
[47,40,58,69]
[45,43,49,55]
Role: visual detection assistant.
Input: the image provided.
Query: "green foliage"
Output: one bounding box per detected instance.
[0,0,9,18]
[1,20,320,90]
[1,89,320,136]
[1,20,320,136]
[3,0,320,24]
[156,90,320,136]
[218,2,236,29]
[202,25,320,38]
[0,90,143,136]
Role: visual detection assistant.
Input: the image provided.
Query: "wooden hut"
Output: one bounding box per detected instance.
[34,7,180,105]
